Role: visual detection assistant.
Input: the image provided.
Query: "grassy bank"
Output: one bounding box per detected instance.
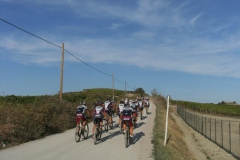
[0,88,132,149]
[152,95,195,160]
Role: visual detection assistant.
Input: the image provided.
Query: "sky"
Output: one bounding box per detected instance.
[1,0,240,104]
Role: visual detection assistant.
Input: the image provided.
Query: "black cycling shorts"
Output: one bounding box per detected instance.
[94,118,103,124]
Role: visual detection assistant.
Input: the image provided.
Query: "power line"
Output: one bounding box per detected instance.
[64,49,112,76]
[0,18,61,49]
[114,77,124,84]
[126,83,133,89]
[0,17,134,88]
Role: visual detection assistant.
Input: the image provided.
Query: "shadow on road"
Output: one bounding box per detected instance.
[99,130,120,143]
[146,112,152,115]
[136,122,146,128]
[133,132,145,144]
[139,116,148,120]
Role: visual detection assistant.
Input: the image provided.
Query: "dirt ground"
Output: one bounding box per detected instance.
[170,104,237,160]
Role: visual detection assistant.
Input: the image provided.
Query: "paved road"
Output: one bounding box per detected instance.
[0,101,156,160]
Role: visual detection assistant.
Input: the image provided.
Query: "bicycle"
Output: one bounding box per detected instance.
[119,119,123,134]
[104,115,113,132]
[139,107,143,120]
[123,120,131,148]
[93,118,102,145]
[145,106,148,115]
[75,119,89,142]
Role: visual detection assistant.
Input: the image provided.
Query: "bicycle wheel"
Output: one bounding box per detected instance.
[109,117,114,129]
[125,126,129,148]
[119,121,123,134]
[82,124,89,139]
[75,126,81,142]
[104,119,109,132]
[97,127,101,141]
[93,127,97,145]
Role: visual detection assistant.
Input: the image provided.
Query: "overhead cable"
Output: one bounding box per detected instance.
[0,18,61,48]
[0,17,133,87]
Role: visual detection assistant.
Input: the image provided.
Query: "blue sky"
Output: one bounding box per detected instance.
[1,0,240,104]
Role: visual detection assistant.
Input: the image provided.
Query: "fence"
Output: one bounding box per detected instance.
[177,105,240,159]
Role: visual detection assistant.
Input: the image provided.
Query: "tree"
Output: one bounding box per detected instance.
[135,88,145,96]
[151,89,159,98]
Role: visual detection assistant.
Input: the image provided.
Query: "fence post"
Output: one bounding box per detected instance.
[221,120,223,148]
[164,96,170,146]
[197,115,199,131]
[210,117,211,140]
[215,118,217,142]
[229,121,231,153]
[202,116,203,135]
[205,116,206,137]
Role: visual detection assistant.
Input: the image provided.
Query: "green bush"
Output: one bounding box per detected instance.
[0,88,132,148]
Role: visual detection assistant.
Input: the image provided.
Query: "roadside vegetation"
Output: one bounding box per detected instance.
[171,100,240,117]
[152,94,196,160]
[0,88,146,149]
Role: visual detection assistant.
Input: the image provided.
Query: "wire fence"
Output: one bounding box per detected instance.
[177,105,240,160]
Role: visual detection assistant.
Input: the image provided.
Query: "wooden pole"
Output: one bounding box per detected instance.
[60,43,64,101]
[125,81,126,97]
[112,72,114,101]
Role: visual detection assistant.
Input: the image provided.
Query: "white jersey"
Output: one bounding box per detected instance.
[93,105,104,119]
[118,104,125,113]
[129,101,133,107]
[138,101,143,108]
[145,100,149,106]
[76,105,88,114]
[125,98,128,104]
[104,100,111,111]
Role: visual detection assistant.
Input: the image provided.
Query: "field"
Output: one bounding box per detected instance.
[175,100,240,159]
[171,100,240,117]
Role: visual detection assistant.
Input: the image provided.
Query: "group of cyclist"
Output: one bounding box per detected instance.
[75,96,150,142]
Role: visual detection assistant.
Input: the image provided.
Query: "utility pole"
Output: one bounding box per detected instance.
[60,43,64,101]
[125,81,126,97]
[112,72,114,101]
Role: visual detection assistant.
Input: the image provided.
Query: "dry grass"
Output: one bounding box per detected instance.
[152,96,196,160]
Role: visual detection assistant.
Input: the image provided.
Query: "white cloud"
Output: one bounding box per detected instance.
[2,0,240,78]
[190,13,202,25]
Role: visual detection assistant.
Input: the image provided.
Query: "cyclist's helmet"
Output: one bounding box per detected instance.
[82,102,86,105]
[97,100,102,105]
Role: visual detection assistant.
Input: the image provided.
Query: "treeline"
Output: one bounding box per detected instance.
[0,88,134,149]
[171,100,240,117]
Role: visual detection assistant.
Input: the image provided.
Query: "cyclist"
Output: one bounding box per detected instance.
[92,100,105,138]
[129,99,133,106]
[104,99,113,127]
[76,102,90,134]
[120,103,135,140]
[94,99,104,108]
[125,98,129,105]
[131,100,138,128]
[117,100,125,128]
[145,97,150,113]
[138,99,144,118]
[110,99,116,116]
